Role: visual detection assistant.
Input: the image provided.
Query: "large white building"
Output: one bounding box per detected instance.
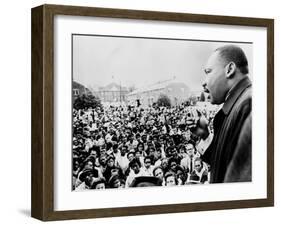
[92,83,129,104]
[127,79,190,107]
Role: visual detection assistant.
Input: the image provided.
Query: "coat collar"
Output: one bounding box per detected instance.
[222,76,252,115]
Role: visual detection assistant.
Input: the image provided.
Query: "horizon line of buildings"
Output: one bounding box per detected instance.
[73,80,208,107]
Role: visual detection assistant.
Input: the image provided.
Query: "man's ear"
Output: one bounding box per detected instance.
[225,61,236,78]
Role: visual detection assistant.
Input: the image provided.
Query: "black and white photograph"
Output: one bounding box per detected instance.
[71,34,253,191]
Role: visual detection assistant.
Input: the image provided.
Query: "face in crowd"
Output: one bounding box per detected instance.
[127,152,135,162]
[84,160,94,170]
[176,169,186,184]
[194,159,203,173]
[170,159,178,172]
[186,144,195,158]
[144,157,152,169]
[165,174,177,186]
[161,158,168,170]
[154,167,164,180]
[107,158,115,168]
[95,182,105,190]
[137,143,144,152]
[99,155,107,166]
[120,146,127,156]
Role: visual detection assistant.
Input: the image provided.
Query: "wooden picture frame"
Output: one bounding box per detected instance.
[31,4,274,221]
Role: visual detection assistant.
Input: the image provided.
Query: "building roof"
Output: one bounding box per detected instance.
[99,82,128,92]
[73,81,92,93]
[128,79,189,96]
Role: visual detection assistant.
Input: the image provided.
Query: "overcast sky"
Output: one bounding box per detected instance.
[73,35,252,92]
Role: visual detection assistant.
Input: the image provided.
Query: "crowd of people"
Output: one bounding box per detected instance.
[72,44,252,190]
[72,104,218,190]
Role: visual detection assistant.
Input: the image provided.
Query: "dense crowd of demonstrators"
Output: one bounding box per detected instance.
[72,103,218,190]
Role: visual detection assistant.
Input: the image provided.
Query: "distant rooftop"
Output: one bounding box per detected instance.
[128,78,188,95]
[99,82,128,92]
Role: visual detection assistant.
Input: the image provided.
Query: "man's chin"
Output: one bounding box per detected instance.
[210,96,222,105]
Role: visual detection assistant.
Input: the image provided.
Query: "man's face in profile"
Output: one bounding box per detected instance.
[203,51,228,104]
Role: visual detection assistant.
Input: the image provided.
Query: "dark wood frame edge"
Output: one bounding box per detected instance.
[31,4,274,221]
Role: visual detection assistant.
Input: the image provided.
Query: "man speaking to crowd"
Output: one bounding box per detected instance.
[191,44,252,183]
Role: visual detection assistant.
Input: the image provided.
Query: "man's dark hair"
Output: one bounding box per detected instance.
[144,155,152,163]
[168,157,179,168]
[186,140,196,148]
[164,171,178,185]
[91,177,106,189]
[215,44,249,75]
[153,166,163,176]
[129,157,141,168]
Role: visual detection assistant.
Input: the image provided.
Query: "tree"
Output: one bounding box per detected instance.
[156,94,171,108]
[73,94,102,110]
[183,100,190,107]
[188,95,198,106]
[200,92,206,102]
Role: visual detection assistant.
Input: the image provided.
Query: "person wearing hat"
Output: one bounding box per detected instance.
[130,176,162,187]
